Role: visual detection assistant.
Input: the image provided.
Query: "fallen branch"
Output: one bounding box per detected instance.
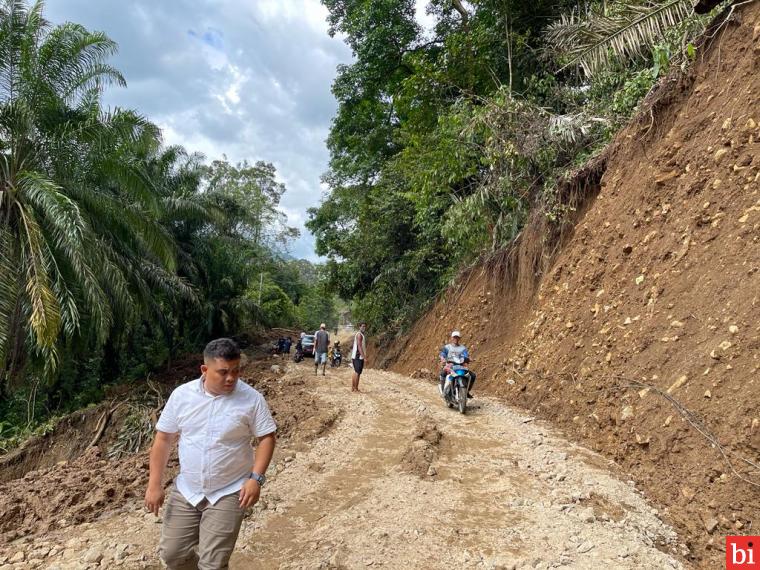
[146,375,166,426]
[88,401,127,448]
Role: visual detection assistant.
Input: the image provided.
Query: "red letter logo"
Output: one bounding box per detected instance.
[727,537,759,568]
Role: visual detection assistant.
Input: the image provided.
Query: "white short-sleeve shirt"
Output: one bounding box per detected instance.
[155,377,276,506]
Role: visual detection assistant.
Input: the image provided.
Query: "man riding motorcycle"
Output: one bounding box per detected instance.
[330,340,342,367]
[439,330,476,398]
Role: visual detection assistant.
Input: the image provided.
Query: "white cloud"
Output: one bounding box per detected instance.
[45,0,353,261]
[415,0,437,37]
[216,64,247,112]
[251,0,329,33]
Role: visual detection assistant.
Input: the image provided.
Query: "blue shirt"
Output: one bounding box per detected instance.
[440,343,469,362]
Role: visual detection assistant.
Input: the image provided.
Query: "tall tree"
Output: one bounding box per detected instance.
[0,0,178,385]
[311,0,578,330]
[203,159,296,248]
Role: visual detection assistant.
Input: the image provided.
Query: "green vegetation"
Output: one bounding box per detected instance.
[309,0,714,332]
[0,0,336,446]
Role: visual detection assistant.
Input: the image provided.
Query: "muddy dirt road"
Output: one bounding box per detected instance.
[17,364,687,569]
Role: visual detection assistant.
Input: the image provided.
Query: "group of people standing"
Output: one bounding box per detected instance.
[274,336,293,358]
[307,322,367,393]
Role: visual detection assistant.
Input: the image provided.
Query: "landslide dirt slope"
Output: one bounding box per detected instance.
[390,4,760,568]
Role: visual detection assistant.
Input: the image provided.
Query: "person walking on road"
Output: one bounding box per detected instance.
[144,338,276,570]
[351,322,367,392]
[283,336,292,360]
[314,323,330,376]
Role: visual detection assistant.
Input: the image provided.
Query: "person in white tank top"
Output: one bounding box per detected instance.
[351,323,367,392]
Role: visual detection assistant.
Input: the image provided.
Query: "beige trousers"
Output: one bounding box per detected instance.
[159,488,245,570]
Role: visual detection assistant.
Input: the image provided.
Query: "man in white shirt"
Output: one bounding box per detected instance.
[144,338,276,569]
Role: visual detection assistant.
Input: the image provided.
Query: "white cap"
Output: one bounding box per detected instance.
[320,323,326,329]
[451,330,461,338]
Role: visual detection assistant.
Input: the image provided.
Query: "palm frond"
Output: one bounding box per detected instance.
[37,22,124,99]
[162,195,223,224]
[51,269,79,339]
[548,113,609,144]
[544,0,693,76]
[99,108,161,148]
[0,0,32,98]
[18,170,114,340]
[15,201,61,349]
[98,154,162,213]
[139,260,198,305]
[65,183,177,272]
[18,170,85,242]
[90,238,137,322]
[0,225,21,372]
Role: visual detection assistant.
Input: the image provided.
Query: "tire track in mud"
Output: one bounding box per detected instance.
[240,375,416,567]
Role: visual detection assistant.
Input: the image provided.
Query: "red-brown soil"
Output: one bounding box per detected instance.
[388,5,760,568]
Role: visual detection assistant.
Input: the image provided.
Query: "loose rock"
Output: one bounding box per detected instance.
[82,548,103,564]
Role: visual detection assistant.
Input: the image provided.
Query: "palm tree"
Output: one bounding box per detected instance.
[0,0,182,386]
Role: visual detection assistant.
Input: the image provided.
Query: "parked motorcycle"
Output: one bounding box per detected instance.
[439,355,472,414]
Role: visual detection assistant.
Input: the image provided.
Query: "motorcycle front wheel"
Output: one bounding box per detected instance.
[457,383,467,414]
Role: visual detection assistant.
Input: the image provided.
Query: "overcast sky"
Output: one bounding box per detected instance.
[46,1,433,260]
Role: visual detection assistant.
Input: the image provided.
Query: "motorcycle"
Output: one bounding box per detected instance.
[439,356,472,414]
[330,347,342,367]
[293,346,304,363]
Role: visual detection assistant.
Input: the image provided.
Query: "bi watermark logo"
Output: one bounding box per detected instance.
[727,537,759,569]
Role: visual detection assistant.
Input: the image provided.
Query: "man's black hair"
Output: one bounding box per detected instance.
[203,338,241,361]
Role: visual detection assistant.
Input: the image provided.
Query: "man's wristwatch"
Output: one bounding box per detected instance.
[249,472,266,487]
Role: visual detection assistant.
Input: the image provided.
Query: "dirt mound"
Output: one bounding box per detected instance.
[0,406,115,484]
[0,446,162,544]
[399,419,442,478]
[247,327,302,346]
[389,5,760,568]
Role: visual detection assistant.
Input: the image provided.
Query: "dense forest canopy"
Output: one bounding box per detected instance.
[0,0,337,445]
[309,0,709,332]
